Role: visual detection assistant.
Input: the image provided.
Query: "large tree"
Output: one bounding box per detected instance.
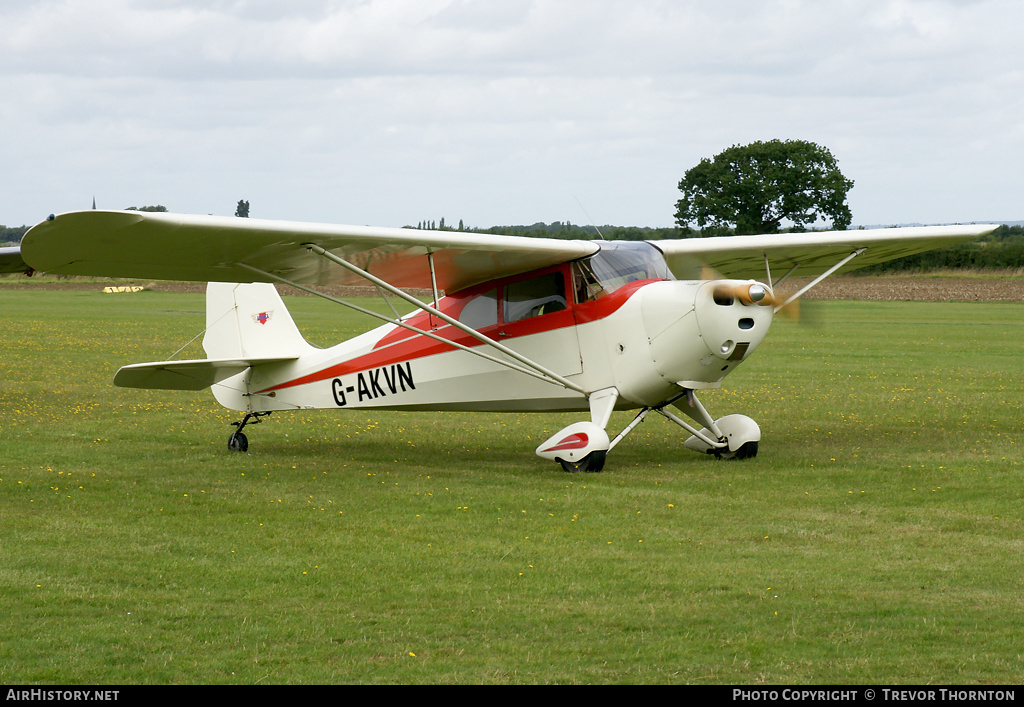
[675,139,854,235]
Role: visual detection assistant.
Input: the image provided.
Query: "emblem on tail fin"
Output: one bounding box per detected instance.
[252,311,274,325]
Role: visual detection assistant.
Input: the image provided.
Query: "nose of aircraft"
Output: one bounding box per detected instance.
[640,279,774,390]
[695,280,775,362]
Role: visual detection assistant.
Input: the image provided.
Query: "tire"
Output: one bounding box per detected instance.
[228,431,249,453]
[715,440,758,460]
[559,450,607,473]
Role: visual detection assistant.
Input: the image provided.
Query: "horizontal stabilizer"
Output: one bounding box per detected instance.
[114,356,298,391]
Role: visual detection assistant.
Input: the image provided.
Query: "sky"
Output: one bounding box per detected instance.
[2,0,1021,230]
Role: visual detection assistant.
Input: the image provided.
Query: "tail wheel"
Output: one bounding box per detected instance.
[559,450,606,473]
[228,431,249,452]
[226,411,270,452]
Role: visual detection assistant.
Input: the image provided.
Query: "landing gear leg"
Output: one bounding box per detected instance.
[597,390,760,462]
[228,412,272,452]
[536,388,618,473]
[671,392,760,460]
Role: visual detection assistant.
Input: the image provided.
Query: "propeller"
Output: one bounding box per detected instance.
[701,265,802,319]
[712,281,778,307]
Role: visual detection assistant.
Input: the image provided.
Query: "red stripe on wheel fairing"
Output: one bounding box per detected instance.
[541,432,589,453]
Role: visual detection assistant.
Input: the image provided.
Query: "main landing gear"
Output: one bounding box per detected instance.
[227,412,272,452]
[536,388,761,472]
[713,440,759,460]
[558,450,607,473]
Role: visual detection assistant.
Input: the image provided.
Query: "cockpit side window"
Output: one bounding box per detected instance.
[503,272,567,323]
[573,260,606,303]
[458,288,498,330]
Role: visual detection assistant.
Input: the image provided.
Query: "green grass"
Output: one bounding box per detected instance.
[1,290,1022,684]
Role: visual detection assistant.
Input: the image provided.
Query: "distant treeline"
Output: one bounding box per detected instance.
[479,222,681,242]
[1,225,29,245]
[416,220,1024,272]
[410,219,682,241]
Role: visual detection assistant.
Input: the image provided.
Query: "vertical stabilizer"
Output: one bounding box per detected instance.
[203,282,313,412]
[203,282,313,360]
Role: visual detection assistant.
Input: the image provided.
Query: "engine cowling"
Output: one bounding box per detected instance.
[644,279,774,388]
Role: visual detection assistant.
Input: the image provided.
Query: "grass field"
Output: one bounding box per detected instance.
[1,289,1021,684]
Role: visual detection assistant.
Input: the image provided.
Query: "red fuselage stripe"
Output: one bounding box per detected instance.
[256,278,658,394]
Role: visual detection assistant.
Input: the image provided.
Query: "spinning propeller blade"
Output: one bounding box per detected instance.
[700,264,803,320]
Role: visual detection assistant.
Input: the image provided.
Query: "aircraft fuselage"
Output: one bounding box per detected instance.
[210,243,775,416]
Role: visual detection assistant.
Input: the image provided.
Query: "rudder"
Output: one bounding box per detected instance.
[203,282,313,360]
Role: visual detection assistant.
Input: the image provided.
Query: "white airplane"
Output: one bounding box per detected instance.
[11,210,994,472]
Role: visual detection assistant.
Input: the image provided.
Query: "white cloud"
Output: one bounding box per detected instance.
[2,0,1022,227]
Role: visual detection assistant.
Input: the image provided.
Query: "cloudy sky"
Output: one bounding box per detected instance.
[2,0,1021,230]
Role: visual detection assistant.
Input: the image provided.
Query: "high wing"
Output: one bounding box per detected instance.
[21,211,599,293]
[651,225,996,281]
[22,211,995,292]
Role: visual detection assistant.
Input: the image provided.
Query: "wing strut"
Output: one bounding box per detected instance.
[427,251,441,328]
[774,248,866,312]
[771,263,800,290]
[237,256,589,397]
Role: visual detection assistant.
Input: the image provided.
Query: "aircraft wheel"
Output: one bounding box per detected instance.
[715,440,758,460]
[559,450,606,473]
[228,431,249,453]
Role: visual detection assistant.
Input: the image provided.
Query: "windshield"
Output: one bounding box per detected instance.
[576,241,672,298]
